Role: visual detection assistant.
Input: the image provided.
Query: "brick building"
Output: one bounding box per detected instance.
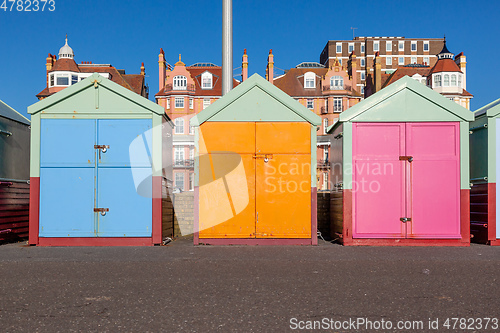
[37,37,148,100]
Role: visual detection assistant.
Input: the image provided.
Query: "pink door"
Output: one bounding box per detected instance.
[352,122,461,239]
[406,123,461,238]
[352,123,406,238]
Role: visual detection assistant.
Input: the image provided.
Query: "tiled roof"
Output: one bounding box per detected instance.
[428,58,462,74]
[382,67,431,88]
[273,68,327,97]
[36,87,51,99]
[49,58,80,73]
[122,74,146,96]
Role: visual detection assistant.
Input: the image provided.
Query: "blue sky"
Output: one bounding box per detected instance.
[0,0,498,117]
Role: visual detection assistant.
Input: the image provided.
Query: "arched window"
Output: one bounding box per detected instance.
[304,72,315,88]
[458,74,462,88]
[443,74,450,87]
[451,74,457,86]
[330,76,343,90]
[201,72,213,89]
[173,75,187,90]
[434,75,442,87]
[175,117,184,134]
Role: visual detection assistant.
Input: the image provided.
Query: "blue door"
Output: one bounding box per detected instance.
[39,119,153,238]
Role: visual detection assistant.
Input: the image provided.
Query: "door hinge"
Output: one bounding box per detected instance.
[252,154,273,163]
[94,145,109,153]
[400,217,412,223]
[94,208,109,216]
[399,156,413,162]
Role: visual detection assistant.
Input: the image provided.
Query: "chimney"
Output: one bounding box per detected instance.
[349,52,357,93]
[242,49,248,81]
[158,48,166,91]
[46,53,53,88]
[455,53,467,90]
[374,52,381,92]
[266,49,274,84]
[140,62,145,75]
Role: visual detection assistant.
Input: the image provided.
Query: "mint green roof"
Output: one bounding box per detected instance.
[0,99,30,125]
[339,76,473,123]
[28,73,165,117]
[190,74,321,126]
[475,98,500,118]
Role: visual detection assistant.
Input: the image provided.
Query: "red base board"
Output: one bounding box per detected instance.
[342,238,469,247]
[37,238,153,247]
[196,238,314,246]
[490,239,500,246]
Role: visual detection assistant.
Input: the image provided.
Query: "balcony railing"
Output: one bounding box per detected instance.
[165,84,196,92]
[320,106,327,114]
[317,159,330,168]
[174,159,195,168]
[322,84,353,92]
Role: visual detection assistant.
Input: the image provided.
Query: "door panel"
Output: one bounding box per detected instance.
[199,122,256,154]
[97,119,152,167]
[407,123,461,238]
[97,168,152,237]
[256,154,311,238]
[39,168,95,237]
[40,119,95,167]
[256,122,310,154]
[199,153,255,238]
[352,123,406,238]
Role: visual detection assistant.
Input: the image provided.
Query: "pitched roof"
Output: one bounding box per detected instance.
[273,68,327,97]
[382,67,430,88]
[428,58,462,74]
[122,74,146,96]
[49,58,80,73]
[0,99,30,125]
[475,98,500,117]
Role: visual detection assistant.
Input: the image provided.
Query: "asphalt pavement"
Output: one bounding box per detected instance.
[0,238,499,332]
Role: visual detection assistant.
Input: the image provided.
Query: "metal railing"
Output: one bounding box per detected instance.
[165,84,196,92]
[173,159,195,168]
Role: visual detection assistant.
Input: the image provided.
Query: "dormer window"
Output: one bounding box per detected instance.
[201,72,213,89]
[304,72,315,88]
[330,76,343,90]
[173,75,187,90]
[56,73,69,86]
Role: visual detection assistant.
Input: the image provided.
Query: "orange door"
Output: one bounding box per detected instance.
[255,122,311,238]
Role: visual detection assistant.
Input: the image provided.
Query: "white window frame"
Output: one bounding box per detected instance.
[443,74,450,87]
[173,75,187,90]
[423,41,429,52]
[373,41,379,52]
[201,72,213,89]
[360,72,366,81]
[386,57,392,65]
[398,57,404,65]
[323,118,328,135]
[423,57,429,65]
[411,56,417,64]
[49,73,55,87]
[175,173,185,190]
[434,74,442,87]
[175,97,184,108]
[174,147,185,164]
[166,98,170,109]
[361,44,365,53]
[175,118,184,134]
[411,41,417,51]
[348,43,354,53]
[360,85,365,95]
[330,76,344,90]
[451,74,457,86]
[203,98,210,110]
[306,99,314,109]
[189,98,193,109]
[458,74,462,88]
[386,41,392,52]
[323,172,328,190]
[399,41,404,51]
[304,72,315,88]
[336,43,342,53]
[333,97,342,113]
[360,58,365,67]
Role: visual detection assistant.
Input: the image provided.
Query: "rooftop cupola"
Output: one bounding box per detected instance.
[437,37,454,60]
[58,35,74,59]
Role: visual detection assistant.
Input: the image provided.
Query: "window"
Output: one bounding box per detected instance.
[189,122,195,135]
[203,98,210,109]
[434,75,442,87]
[174,147,185,165]
[348,43,354,53]
[49,74,54,87]
[411,56,417,64]
[189,173,194,191]
[360,85,365,95]
[373,41,379,52]
[451,74,457,86]
[175,173,184,190]
[189,147,194,160]
[333,98,342,112]
[175,97,184,108]
[386,41,392,52]
[336,43,342,53]
[386,57,392,65]
[307,99,314,109]
[201,72,212,89]
[330,76,343,90]
[423,57,429,65]
[411,42,417,51]
[398,57,404,65]
[56,74,69,86]
[443,74,450,87]
[360,58,365,67]
[399,41,404,51]
[189,98,193,109]
[323,118,328,135]
[304,72,315,88]
[458,74,462,87]
[323,172,328,190]
[71,75,78,85]
[175,118,184,134]
[423,41,429,51]
[360,72,365,81]
[338,59,342,65]
[173,75,187,90]
[323,147,328,161]
[361,44,365,53]
[166,98,170,109]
